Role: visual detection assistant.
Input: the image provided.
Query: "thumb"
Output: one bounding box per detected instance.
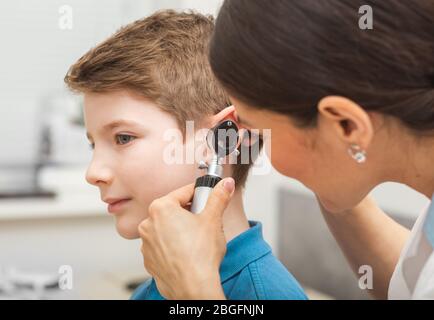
[201,177,235,217]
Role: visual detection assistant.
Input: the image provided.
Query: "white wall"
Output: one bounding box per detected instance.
[0,0,224,299]
[0,0,222,165]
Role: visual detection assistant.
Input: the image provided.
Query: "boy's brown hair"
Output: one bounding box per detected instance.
[65,10,261,187]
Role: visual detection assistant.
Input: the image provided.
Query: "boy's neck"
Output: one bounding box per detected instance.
[221,189,250,243]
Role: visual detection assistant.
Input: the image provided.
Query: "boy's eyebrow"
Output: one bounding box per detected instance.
[102,119,144,131]
[86,120,144,140]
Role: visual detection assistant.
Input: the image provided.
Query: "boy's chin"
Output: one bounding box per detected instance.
[114,216,142,239]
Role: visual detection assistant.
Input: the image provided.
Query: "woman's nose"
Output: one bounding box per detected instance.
[85,154,114,186]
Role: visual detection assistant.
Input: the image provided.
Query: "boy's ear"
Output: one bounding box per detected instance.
[207,105,259,148]
[208,105,237,126]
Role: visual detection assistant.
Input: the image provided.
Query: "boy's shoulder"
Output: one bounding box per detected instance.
[220,220,307,300]
[130,252,308,300]
[130,278,164,300]
[223,250,308,300]
[131,221,308,300]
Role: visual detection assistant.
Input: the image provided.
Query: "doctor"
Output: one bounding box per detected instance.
[138,0,434,299]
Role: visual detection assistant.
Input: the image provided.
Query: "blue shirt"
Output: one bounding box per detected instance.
[131,221,308,300]
[423,194,434,247]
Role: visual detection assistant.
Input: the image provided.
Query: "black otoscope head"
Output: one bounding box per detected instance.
[207,120,240,159]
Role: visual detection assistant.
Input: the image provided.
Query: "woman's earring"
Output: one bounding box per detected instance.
[347,144,367,164]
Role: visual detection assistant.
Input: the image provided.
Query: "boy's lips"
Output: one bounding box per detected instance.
[103,197,132,214]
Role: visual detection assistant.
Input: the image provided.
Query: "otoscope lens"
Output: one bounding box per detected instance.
[206,120,240,158]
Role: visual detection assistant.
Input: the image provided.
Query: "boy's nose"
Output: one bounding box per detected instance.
[86,155,114,186]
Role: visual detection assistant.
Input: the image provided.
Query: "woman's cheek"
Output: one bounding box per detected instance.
[267,137,296,177]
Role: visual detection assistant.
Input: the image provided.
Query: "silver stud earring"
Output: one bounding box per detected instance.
[347,144,367,163]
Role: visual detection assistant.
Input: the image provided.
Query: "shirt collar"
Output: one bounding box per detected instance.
[219,220,272,283]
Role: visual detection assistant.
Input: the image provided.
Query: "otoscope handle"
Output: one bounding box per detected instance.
[190,175,222,214]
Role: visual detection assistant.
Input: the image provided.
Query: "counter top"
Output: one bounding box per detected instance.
[0,191,105,220]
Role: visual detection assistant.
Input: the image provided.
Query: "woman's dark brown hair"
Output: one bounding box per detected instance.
[209,0,434,132]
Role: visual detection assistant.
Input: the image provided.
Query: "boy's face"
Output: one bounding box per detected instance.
[84,91,201,239]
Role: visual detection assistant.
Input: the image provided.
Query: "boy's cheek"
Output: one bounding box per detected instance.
[114,166,197,239]
[129,198,150,219]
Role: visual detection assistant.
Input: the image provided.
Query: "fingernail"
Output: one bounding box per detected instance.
[223,178,235,194]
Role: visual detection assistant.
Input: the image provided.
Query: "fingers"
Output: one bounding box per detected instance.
[201,177,235,218]
[166,182,196,207]
[147,177,234,220]
[148,183,195,218]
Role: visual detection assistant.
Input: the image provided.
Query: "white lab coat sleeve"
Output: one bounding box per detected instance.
[389,201,434,300]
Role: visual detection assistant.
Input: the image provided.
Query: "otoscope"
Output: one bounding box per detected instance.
[190,120,240,214]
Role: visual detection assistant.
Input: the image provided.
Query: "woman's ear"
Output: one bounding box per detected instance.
[317,96,374,150]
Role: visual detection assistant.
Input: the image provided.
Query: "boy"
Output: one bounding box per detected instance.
[65,10,307,300]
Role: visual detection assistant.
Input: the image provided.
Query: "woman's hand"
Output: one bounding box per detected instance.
[138,178,236,300]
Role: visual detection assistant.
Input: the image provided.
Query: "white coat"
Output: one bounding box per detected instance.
[389,194,434,299]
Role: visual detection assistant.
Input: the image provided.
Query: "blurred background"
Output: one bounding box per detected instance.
[0,0,430,299]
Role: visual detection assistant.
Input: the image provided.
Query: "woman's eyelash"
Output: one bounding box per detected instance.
[89,142,95,150]
[115,134,136,145]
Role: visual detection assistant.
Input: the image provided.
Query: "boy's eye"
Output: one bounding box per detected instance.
[115,134,136,145]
